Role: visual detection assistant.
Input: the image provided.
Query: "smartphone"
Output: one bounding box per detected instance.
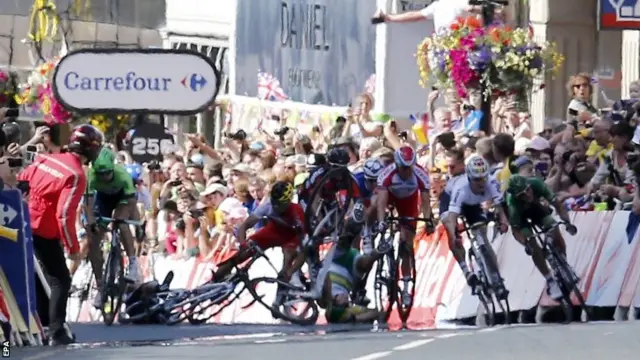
[189,209,204,218]
[26,145,37,152]
[271,115,281,122]
[7,158,23,168]
[431,86,438,91]
[5,108,19,118]
[169,180,182,186]
[568,108,579,116]
[399,131,408,140]
[371,16,384,25]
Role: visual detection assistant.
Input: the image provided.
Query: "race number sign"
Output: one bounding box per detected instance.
[127,123,175,163]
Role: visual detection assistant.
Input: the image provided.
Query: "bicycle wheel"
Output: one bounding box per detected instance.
[102,247,124,326]
[304,167,355,238]
[478,243,511,325]
[393,230,416,325]
[373,244,397,323]
[186,283,238,325]
[552,249,589,323]
[469,250,495,327]
[248,276,319,326]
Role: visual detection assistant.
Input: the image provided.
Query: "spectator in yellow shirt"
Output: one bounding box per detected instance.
[585,120,612,166]
[492,133,516,192]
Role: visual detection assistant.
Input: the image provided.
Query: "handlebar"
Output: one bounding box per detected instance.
[98,217,145,227]
[458,221,490,233]
[386,216,433,224]
[527,221,568,242]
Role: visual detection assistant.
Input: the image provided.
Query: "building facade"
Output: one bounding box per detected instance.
[0,0,165,120]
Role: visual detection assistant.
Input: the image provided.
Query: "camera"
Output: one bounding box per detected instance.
[189,209,204,218]
[274,126,290,136]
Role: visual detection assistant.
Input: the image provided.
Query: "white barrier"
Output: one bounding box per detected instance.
[68,211,640,326]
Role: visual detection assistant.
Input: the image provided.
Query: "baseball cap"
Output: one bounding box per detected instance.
[201,183,228,197]
[514,138,532,155]
[232,163,252,173]
[527,136,551,151]
[218,197,243,214]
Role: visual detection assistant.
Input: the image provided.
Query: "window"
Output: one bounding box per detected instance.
[136,0,167,29]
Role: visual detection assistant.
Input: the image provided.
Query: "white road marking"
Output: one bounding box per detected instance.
[478,327,501,333]
[255,339,287,344]
[436,332,463,339]
[351,351,393,360]
[393,339,434,351]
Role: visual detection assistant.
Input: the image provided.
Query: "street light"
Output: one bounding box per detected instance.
[469,0,509,134]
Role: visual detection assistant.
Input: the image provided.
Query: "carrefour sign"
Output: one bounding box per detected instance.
[53,49,221,114]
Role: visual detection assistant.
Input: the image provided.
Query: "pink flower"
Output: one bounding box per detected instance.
[449,49,479,98]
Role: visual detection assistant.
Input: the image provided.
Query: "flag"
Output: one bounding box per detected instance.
[452,110,483,135]
[257,72,288,101]
[364,74,376,94]
[409,113,431,145]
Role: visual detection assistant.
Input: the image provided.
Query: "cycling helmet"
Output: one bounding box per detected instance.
[270,181,294,206]
[507,175,530,195]
[464,154,489,179]
[68,124,104,162]
[126,163,143,182]
[394,146,416,167]
[363,158,384,180]
[306,153,327,169]
[93,147,116,173]
[326,147,349,167]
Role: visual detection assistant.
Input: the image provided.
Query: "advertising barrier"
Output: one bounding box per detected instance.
[68,211,640,327]
[0,190,43,345]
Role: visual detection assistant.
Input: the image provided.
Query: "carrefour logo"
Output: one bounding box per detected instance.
[53,49,220,114]
[62,71,209,92]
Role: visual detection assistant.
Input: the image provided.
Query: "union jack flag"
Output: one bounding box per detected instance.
[257,72,288,101]
[364,74,376,94]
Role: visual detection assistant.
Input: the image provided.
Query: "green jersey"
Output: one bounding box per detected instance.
[505,176,556,231]
[88,164,136,197]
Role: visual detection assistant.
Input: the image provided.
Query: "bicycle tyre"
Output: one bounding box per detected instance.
[186,284,239,325]
[374,247,397,323]
[477,242,511,324]
[304,167,355,239]
[469,249,495,327]
[395,238,417,324]
[247,276,319,326]
[553,250,589,323]
[102,247,123,326]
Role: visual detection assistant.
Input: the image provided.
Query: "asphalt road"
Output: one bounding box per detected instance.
[11,321,640,360]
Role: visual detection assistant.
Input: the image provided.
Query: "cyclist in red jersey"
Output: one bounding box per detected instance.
[213,182,306,301]
[18,124,103,345]
[376,145,434,306]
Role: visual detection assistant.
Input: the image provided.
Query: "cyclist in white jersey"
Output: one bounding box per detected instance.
[440,154,509,294]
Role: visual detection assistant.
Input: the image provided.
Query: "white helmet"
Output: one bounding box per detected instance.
[363,158,384,180]
[465,154,489,179]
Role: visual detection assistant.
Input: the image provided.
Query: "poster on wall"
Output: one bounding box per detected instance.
[599,0,640,29]
[232,0,376,105]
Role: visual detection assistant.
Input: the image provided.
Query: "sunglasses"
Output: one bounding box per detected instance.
[573,83,589,88]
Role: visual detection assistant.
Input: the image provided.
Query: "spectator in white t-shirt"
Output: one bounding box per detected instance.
[374,0,481,33]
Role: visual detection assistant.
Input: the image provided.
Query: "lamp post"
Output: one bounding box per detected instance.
[469,0,508,134]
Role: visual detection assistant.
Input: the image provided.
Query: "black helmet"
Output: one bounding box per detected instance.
[326,147,349,167]
[270,181,294,206]
[306,153,326,169]
[68,124,104,162]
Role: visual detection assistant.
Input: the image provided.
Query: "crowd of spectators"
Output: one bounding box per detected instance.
[1,70,640,267]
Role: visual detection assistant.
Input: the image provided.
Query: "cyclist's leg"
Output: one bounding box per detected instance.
[393,194,418,282]
[113,195,138,259]
[439,191,470,281]
[462,206,500,276]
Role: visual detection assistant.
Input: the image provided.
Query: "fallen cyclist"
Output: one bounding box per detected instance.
[212,181,306,303]
[319,202,391,324]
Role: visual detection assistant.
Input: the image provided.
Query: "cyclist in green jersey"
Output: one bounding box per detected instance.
[505,175,578,300]
[320,202,388,324]
[86,147,141,308]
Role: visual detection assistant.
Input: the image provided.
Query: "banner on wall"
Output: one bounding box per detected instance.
[599,0,640,30]
[232,0,376,105]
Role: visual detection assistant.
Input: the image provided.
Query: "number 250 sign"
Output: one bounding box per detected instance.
[131,138,174,156]
[127,123,176,163]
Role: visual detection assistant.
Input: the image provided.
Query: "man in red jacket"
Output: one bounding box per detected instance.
[18,124,103,345]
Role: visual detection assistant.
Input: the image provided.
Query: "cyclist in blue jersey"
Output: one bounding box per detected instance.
[354,158,385,254]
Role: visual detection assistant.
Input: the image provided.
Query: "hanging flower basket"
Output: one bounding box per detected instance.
[416,16,565,99]
[14,57,73,124]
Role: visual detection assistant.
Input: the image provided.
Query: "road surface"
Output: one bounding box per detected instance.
[12,321,640,360]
